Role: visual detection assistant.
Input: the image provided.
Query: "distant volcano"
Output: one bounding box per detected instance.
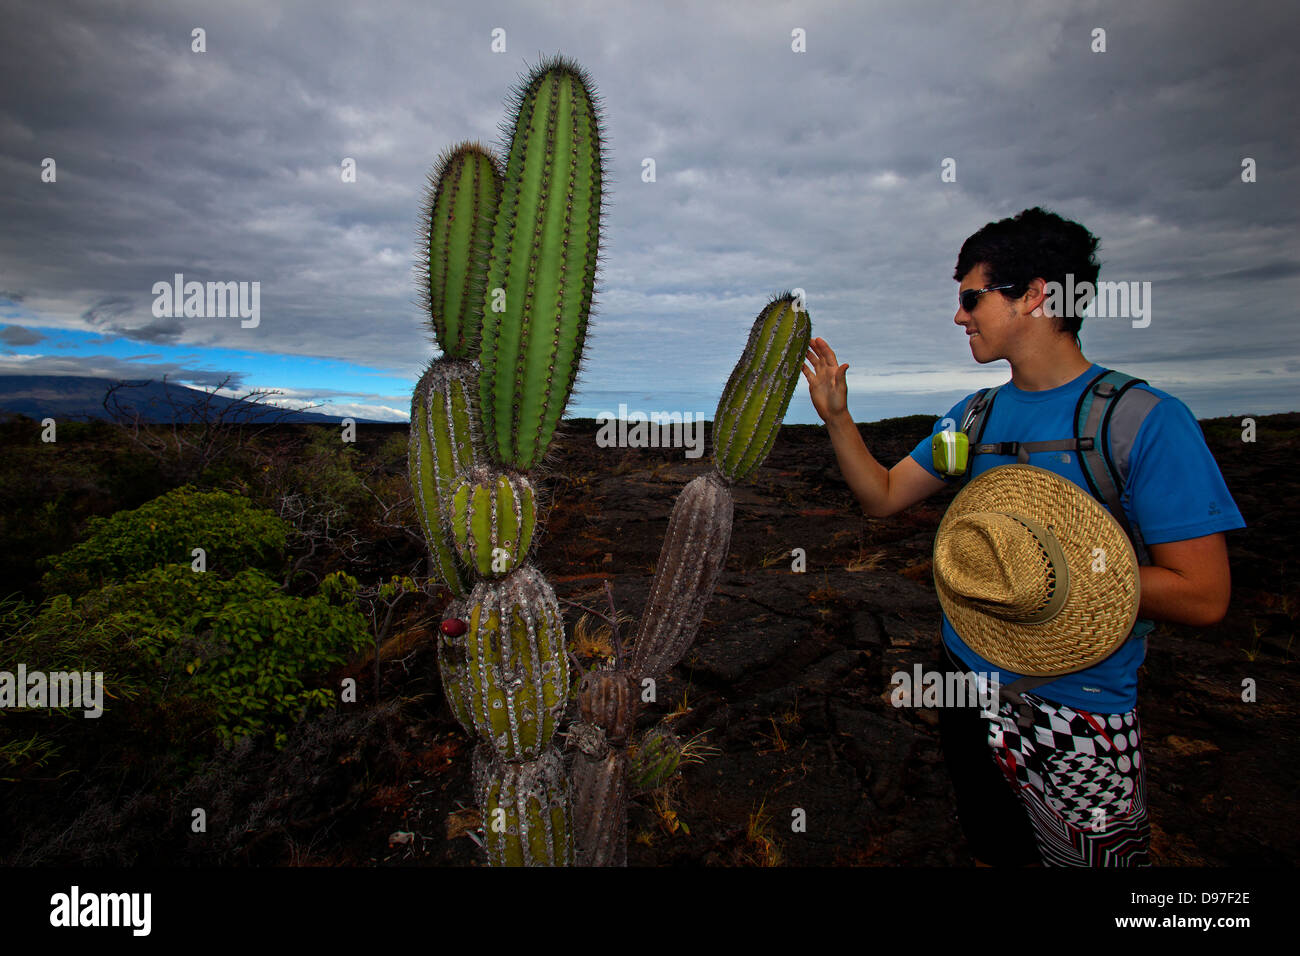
[0,375,388,424]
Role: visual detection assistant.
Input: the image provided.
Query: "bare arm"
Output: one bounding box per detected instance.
[804,337,948,517]
[1139,533,1232,628]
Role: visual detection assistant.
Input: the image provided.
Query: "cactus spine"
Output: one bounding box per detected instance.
[410,56,606,866]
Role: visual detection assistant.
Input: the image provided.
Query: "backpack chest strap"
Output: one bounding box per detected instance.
[971,437,1089,464]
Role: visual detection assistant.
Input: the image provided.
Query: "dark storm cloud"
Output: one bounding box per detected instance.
[0,325,45,346]
[79,294,183,342]
[0,0,1296,417]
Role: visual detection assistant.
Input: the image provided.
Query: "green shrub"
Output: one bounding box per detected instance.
[40,485,288,598]
[1,562,371,782]
[70,564,371,748]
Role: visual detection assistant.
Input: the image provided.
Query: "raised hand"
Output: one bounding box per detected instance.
[802,337,850,423]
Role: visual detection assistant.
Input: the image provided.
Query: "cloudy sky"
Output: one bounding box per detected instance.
[1,0,1296,425]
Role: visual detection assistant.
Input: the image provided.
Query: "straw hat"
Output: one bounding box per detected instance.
[932,464,1140,676]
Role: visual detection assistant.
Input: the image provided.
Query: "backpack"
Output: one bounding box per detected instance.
[954,368,1156,566]
[941,368,1162,724]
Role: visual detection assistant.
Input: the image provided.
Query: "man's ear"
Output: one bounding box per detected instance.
[1024,277,1048,317]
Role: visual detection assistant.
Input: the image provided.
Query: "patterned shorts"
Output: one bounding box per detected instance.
[987,693,1151,867]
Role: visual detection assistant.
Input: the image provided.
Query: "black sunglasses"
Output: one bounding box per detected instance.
[959,283,1016,313]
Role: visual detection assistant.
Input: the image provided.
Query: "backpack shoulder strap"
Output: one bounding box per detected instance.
[1073,369,1158,566]
[959,386,996,434]
[957,385,1001,484]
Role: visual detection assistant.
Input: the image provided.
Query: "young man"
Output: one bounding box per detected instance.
[803,207,1245,866]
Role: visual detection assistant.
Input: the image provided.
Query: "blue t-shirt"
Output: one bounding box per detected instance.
[908,363,1246,712]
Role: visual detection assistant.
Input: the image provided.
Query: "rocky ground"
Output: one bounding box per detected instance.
[14,411,1288,868]
[346,411,1297,867]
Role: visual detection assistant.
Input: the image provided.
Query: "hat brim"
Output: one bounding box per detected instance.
[933,464,1140,676]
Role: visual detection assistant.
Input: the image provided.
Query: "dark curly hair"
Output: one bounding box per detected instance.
[953,207,1101,341]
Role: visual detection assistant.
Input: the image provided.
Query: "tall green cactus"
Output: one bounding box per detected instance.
[479,56,605,471]
[410,55,606,867]
[411,59,810,868]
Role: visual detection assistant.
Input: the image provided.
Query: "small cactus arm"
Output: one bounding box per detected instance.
[712,292,813,482]
[628,471,734,679]
[408,141,500,597]
[478,55,606,471]
[420,142,503,360]
[631,293,811,678]
[409,360,486,597]
[629,725,683,792]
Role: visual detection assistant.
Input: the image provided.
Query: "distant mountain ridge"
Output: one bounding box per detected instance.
[0,375,387,424]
